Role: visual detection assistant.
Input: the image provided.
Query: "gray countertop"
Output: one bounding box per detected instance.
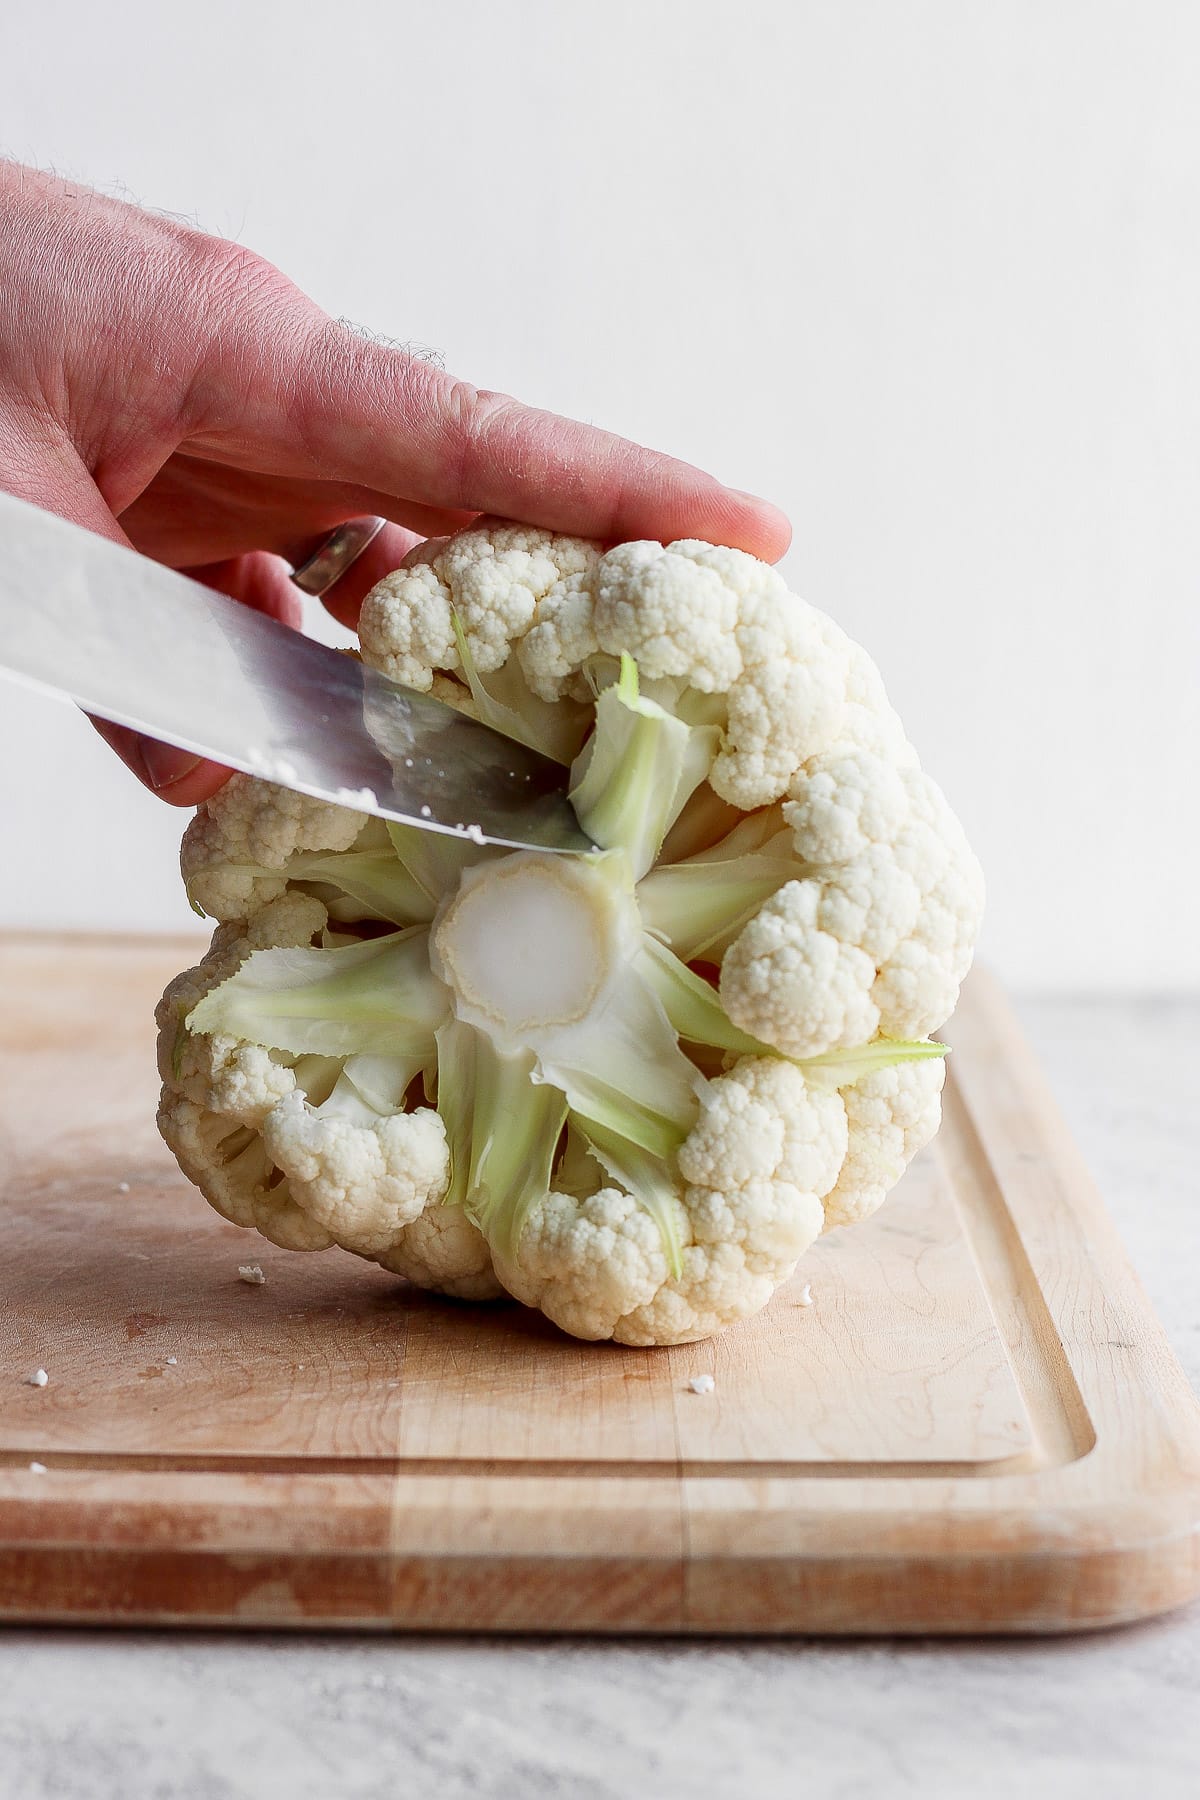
[1,995,1197,1800]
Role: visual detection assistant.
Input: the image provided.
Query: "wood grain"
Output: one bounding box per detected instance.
[1,934,1198,1633]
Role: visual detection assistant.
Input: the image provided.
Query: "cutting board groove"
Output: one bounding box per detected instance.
[1,935,1198,1633]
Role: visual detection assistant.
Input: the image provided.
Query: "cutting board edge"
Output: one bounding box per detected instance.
[0,1527,1196,1636]
[2,1420,1199,1634]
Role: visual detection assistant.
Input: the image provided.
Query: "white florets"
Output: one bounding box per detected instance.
[358,523,599,690]
[181,777,367,922]
[820,1058,947,1229]
[720,884,881,1058]
[262,1092,449,1258]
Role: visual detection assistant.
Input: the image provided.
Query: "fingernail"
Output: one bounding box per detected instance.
[137,737,204,791]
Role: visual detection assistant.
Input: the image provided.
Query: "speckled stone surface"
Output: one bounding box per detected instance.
[1,996,1197,1800]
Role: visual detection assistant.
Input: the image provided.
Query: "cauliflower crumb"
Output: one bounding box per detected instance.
[25,1368,48,1388]
[237,1263,267,1285]
[420,804,432,818]
[797,1282,814,1306]
[334,785,378,809]
[165,1356,178,1366]
[116,1180,130,1194]
[687,1373,716,1395]
[28,1462,47,1475]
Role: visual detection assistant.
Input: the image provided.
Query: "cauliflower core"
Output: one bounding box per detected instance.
[434,855,618,1040]
[158,524,983,1345]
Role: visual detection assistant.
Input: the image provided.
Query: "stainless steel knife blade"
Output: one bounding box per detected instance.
[0,491,590,853]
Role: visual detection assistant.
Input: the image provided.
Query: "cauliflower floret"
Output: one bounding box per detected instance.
[157,1095,334,1252]
[262,1089,449,1258]
[156,893,327,1124]
[589,541,887,810]
[783,754,986,1041]
[184,1040,299,1131]
[783,746,911,866]
[869,800,985,1038]
[373,1204,503,1301]
[712,575,855,808]
[820,1057,947,1229]
[834,638,914,761]
[358,522,599,690]
[499,1059,847,1345]
[182,776,367,922]
[720,753,983,1058]
[720,882,881,1057]
[495,1186,675,1342]
[428,672,478,717]
[156,890,493,1291]
[518,569,602,701]
[677,1056,848,1203]
[593,540,745,691]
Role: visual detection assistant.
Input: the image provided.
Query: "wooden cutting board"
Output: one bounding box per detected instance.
[1,934,1197,1634]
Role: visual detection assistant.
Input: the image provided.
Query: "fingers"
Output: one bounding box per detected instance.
[120,454,475,567]
[187,273,792,559]
[319,359,792,557]
[89,716,230,807]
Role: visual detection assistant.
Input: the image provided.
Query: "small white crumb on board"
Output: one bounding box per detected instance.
[28,1462,47,1475]
[165,1356,178,1366]
[115,1180,130,1194]
[687,1373,716,1395]
[797,1282,814,1307]
[25,1368,49,1388]
[237,1264,267,1286]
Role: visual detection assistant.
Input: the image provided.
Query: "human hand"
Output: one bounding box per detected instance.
[0,162,790,806]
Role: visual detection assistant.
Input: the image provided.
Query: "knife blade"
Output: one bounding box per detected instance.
[0,491,590,853]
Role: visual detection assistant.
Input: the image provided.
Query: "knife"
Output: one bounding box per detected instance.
[0,491,589,853]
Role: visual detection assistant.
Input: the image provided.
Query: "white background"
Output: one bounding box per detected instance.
[1,0,1196,990]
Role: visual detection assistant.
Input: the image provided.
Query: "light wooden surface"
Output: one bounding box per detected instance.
[1,934,1197,1633]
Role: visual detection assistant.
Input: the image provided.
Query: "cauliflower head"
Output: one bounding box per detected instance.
[157,522,983,1344]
